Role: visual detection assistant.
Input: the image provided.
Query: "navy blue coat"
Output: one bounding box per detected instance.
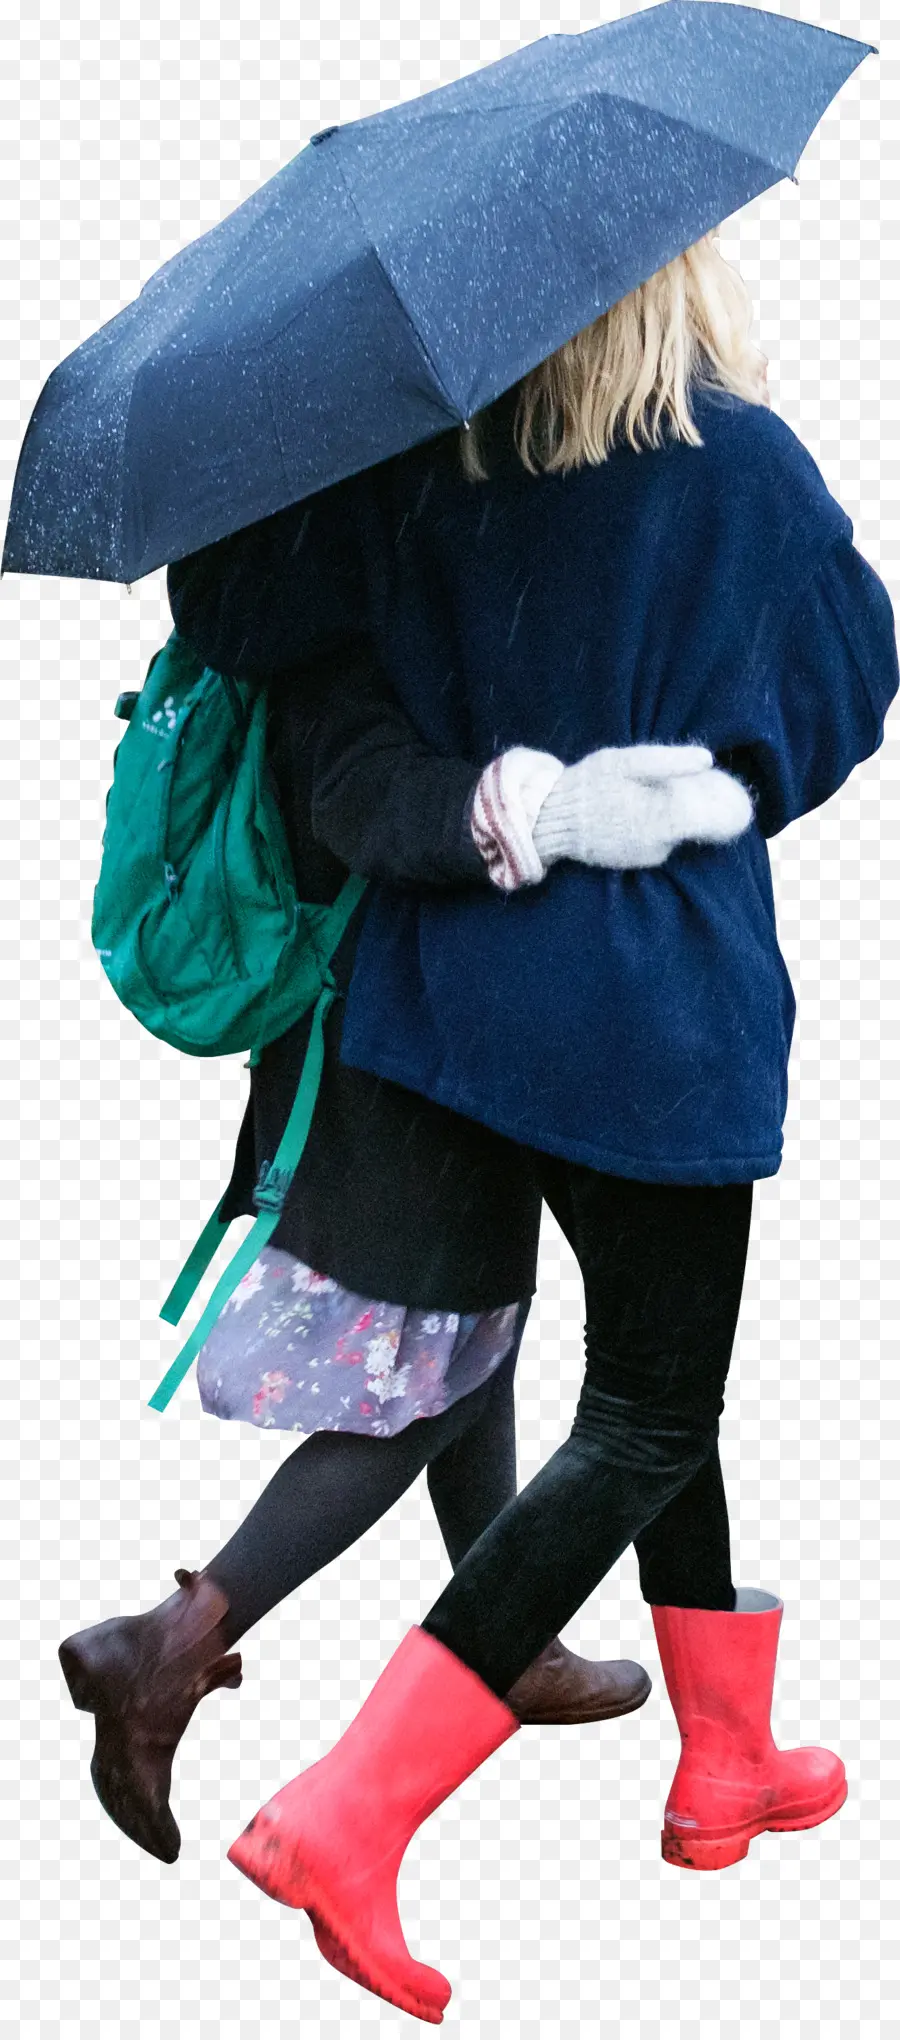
[169,385,898,1185]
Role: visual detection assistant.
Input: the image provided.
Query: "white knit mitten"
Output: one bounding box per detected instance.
[531,744,753,871]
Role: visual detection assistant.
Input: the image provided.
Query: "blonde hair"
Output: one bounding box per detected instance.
[459,232,768,481]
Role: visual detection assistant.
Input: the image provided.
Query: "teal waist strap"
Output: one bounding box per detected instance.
[148,978,337,1413]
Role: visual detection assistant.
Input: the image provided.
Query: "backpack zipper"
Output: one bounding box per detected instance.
[212,771,248,979]
[155,689,201,879]
[156,672,245,921]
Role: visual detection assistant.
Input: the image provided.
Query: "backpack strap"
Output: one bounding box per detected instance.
[147,976,336,1412]
[247,869,367,1068]
[147,870,367,1415]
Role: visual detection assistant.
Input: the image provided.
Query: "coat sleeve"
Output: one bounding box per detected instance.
[718,535,899,839]
[310,663,491,889]
[166,478,366,682]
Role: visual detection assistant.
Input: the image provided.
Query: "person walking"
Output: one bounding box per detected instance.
[58,624,745,1864]
[168,230,898,2018]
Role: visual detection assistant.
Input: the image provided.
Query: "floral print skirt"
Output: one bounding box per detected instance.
[196,1245,524,1439]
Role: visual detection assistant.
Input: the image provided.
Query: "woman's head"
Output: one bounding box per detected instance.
[459,231,769,481]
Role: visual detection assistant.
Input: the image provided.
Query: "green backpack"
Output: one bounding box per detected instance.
[92,629,366,1414]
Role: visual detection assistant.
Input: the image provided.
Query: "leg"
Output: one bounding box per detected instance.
[203,1366,508,1650]
[421,1168,753,1696]
[58,1365,504,1865]
[633,1443,735,1609]
[427,1324,652,1723]
[227,1169,752,2011]
[229,1168,842,1996]
[426,1341,518,1566]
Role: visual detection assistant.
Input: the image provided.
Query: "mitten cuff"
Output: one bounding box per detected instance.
[471,748,565,890]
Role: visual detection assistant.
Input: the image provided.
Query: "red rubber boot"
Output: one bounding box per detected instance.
[227,1627,519,2023]
[651,1588,847,1870]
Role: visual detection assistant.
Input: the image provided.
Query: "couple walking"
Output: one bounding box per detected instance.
[60,230,898,2021]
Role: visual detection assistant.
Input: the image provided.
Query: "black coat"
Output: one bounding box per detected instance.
[206,640,542,1310]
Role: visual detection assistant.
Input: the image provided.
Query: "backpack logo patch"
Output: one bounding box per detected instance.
[142,695,178,737]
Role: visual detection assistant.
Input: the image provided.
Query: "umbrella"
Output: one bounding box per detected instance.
[3,1,873,585]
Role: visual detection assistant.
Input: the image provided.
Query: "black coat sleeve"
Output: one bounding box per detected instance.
[310,660,490,890]
[166,486,491,890]
[166,480,365,682]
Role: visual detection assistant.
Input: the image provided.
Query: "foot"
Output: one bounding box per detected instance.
[59,1568,242,1863]
[228,1785,451,2023]
[505,1636,651,1724]
[662,1743,848,1870]
[227,1629,519,2022]
[652,1595,847,1872]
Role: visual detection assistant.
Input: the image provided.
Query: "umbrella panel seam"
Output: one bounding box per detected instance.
[331,149,466,425]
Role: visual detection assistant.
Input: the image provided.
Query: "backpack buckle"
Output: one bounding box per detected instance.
[253,1160,291,1214]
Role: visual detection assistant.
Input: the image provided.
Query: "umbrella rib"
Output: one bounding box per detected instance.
[116,359,141,579]
[518,86,802,188]
[329,93,799,436]
[330,151,466,424]
[396,86,803,180]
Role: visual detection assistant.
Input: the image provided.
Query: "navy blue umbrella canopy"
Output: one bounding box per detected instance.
[3,1,873,584]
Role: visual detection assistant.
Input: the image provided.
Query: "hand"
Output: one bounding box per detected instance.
[531,744,753,870]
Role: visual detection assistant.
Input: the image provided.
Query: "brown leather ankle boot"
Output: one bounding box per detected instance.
[58,1567,242,1863]
[505,1636,651,1724]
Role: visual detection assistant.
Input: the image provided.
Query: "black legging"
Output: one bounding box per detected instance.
[207,1333,521,1652]
[421,1165,753,1698]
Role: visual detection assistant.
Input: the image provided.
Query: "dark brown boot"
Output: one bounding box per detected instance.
[58,1567,242,1863]
[505,1637,651,1724]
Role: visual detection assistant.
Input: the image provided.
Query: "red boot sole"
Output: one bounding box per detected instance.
[661,1775,849,1871]
[311,1918,447,2024]
[227,1833,450,2024]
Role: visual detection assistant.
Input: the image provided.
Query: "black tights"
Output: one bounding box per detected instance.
[207,1336,520,1652]
[422,1165,753,1697]
[205,1173,751,1681]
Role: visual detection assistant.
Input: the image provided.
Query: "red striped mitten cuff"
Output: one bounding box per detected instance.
[471,748,566,890]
